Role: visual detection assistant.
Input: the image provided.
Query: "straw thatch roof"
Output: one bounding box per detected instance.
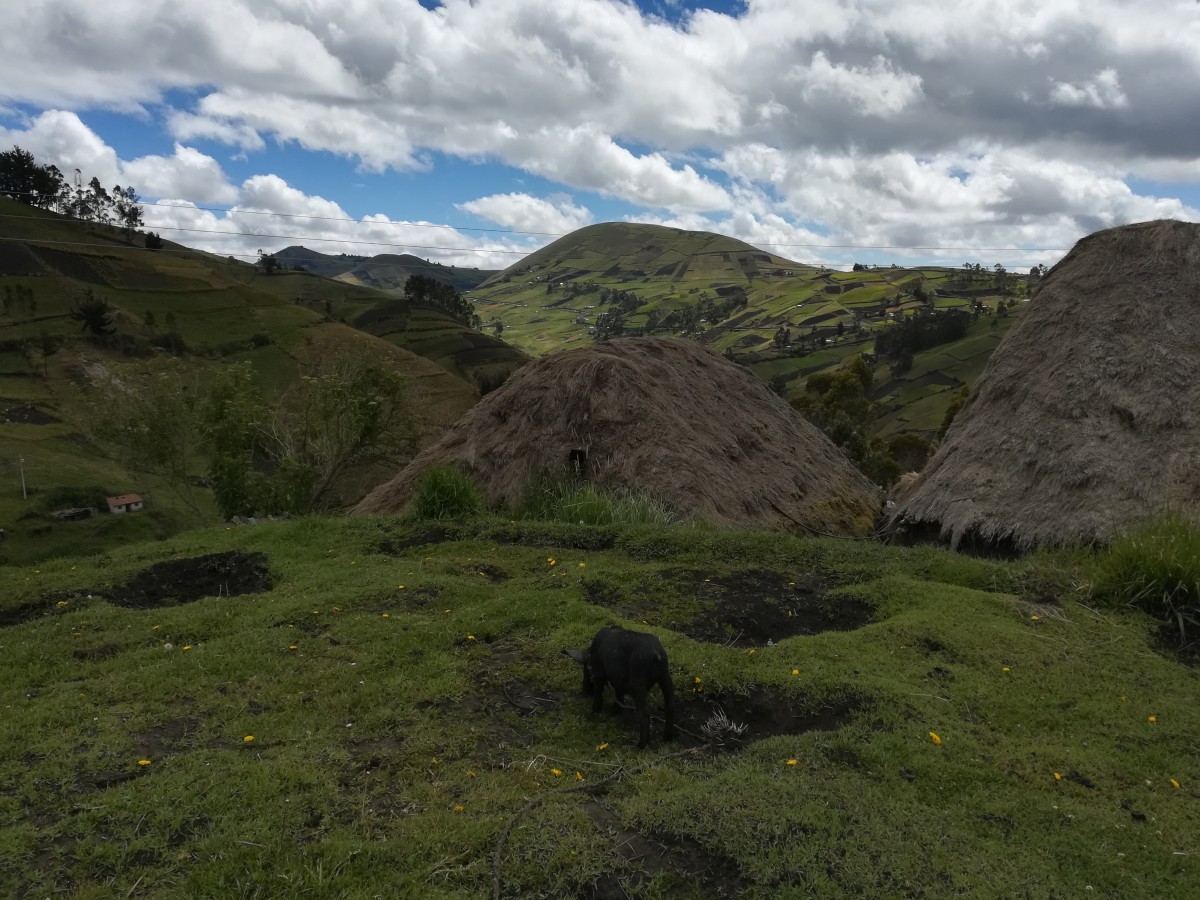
[888,219,1200,552]
[353,336,880,534]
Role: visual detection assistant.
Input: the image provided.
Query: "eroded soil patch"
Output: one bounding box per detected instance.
[583,800,748,899]
[587,568,873,647]
[2,403,60,425]
[108,551,272,608]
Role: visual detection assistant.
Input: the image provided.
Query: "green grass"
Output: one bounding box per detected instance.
[1089,510,1200,644]
[408,464,485,519]
[2,516,1197,897]
[514,477,692,527]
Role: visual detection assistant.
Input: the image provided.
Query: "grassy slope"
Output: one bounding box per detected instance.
[272,246,497,295]
[1,516,1196,897]
[0,199,489,563]
[469,223,1031,436]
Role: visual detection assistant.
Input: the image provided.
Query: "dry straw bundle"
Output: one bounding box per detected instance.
[890,219,1200,551]
[354,336,879,535]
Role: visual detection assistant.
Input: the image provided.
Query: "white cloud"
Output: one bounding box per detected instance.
[794,52,924,117]
[1048,68,1128,109]
[457,193,594,233]
[2,0,1199,269]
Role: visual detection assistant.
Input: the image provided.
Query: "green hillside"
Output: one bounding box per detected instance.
[470,222,1031,438]
[0,198,521,564]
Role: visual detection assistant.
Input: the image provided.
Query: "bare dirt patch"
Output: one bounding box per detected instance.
[603,686,867,752]
[583,800,748,899]
[107,551,272,609]
[1,403,60,424]
[586,568,873,647]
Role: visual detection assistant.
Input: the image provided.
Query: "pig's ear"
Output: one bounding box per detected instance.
[562,648,587,665]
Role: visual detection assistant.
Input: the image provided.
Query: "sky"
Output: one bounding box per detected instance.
[2,0,1199,273]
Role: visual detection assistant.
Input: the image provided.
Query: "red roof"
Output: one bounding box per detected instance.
[106,494,143,506]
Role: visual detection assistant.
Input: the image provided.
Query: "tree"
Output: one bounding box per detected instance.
[404,274,479,329]
[69,289,115,336]
[492,320,505,337]
[145,232,164,250]
[257,346,419,513]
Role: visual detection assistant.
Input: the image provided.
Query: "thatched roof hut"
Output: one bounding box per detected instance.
[889,219,1200,552]
[353,336,880,534]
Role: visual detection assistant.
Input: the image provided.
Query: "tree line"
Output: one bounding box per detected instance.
[0,145,145,236]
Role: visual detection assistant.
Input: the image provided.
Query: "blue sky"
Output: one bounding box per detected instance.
[2,0,1198,272]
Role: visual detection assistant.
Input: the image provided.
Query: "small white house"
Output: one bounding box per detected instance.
[106,493,144,514]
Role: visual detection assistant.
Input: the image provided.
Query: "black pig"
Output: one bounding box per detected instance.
[563,625,675,748]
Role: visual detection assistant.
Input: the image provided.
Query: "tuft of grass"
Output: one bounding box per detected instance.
[514,476,690,527]
[406,464,484,520]
[1089,510,1200,642]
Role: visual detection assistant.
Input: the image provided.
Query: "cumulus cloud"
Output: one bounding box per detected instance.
[1048,68,1128,109]
[457,193,594,233]
[2,0,1199,265]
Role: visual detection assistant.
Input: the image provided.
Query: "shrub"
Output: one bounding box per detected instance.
[407,465,483,520]
[1089,511,1200,643]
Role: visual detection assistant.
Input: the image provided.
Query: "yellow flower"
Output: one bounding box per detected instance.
[182,645,192,651]
[746,648,756,655]
[1148,715,1157,724]
[576,771,584,782]
[137,759,151,766]
[430,758,440,765]
[467,634,476,641]
[453,804,464,813]
[1030,614,1040,621]
[56,600,68,607]
[1170,778,1182,789]
[548,559,557,567]
[1119,695,1127,702]
[1054,772,1062,781]
[597,742,608,751]
[786,759,798,766]
[694,677,702,683]
[243,735,254,743]
[152,625,160,631]
[579,562,586,568]
[929,731,942,745]
[351,561,357,566]
[289,645,298,651]
[551,768,562,777]
[788,582,795,587]
[791,668,799,676]
[1002,667,1011,672]
[381,613,390,618]
[467,770,477,778]
[312,610,321,616]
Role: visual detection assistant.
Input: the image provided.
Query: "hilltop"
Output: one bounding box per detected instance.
[469,221,1032,439]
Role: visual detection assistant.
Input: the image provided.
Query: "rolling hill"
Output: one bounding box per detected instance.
[468,222,1031,438]
[272,245,496,295]
[0,197,525,563]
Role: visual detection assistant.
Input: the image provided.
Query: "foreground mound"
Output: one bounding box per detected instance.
[354,337,879,534]
[890,219,1200,551]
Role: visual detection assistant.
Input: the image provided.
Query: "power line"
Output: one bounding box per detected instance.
[1,194,1072,253]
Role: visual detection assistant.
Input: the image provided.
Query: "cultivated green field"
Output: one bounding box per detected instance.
[2,515,1196,897]
[467,223,1033,436]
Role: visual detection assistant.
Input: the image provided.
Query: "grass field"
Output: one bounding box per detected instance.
[1,514,1196,897]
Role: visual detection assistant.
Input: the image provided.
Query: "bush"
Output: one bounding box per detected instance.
[1089,511,1200,643]
[407,465,483,520]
